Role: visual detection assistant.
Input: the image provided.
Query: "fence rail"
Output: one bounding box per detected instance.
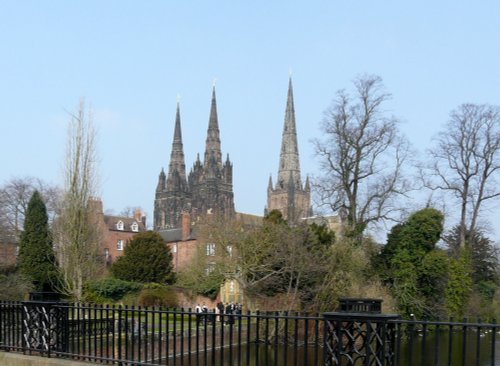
[0,301,498,366]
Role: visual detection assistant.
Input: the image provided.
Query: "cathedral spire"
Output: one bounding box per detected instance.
[167,102,187,186]
[266,77,311,223]
[277,77,301,189]
[204,86,222,166]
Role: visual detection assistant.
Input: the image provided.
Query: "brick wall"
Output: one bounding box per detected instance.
[0,243,18,267]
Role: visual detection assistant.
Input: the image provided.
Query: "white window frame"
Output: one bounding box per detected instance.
[117,220,124,231]
[205,262,215,275]
[117,239,124,251]
[131,222,139,232]
[206,243,215,256]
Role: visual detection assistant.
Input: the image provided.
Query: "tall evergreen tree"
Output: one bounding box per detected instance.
[18,190,57,291]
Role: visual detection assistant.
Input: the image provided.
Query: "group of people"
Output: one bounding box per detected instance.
[194,302,243,325]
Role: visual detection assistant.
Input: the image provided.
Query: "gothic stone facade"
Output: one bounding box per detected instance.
[154,87,235,230]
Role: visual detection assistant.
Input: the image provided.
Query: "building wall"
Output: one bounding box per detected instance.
[102,230,138,265]
[267,189,311,222]
[0,243,17,267]
[167,239,199,272]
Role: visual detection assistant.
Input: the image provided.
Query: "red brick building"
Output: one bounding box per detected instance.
[88,198,147,265]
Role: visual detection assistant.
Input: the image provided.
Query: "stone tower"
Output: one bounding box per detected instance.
[189,87,235,221]
[266,78,311,223]
[154,87,234,230]
[154,102,190,229]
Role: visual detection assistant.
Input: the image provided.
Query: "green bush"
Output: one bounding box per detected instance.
[84,278,142,303]
[137,285,179,308]
[110,231,174,284]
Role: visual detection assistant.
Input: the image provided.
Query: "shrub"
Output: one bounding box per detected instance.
[137,285,179,308]
[84,278,142,303]
[111,231,174,284]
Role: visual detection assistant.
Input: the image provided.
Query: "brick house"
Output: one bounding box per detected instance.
[88,198,147,265]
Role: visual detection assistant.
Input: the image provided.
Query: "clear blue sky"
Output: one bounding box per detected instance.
[1,1,500,238]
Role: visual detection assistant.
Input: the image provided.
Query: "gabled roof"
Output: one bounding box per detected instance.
[103,215,146,233]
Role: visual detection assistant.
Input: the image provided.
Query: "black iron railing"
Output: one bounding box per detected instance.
[0,301,498,365]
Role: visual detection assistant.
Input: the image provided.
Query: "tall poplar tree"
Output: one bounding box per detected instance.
[18,190,57,291]
[53,99,103,300]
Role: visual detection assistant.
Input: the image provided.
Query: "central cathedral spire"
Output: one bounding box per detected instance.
[277,77,301,189]
[267,77,311,223]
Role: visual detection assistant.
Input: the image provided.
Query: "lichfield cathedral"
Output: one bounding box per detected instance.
[154,78,311,230]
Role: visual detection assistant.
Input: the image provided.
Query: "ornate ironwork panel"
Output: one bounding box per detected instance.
[324,312,399,366]
[22,301,68,354]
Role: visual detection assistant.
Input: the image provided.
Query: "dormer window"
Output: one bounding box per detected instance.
[131,222,139,232]
[117,220,124,230]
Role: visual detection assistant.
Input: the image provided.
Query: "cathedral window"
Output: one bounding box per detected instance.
[131,222,139,232]
[206,243,215,256]
[117,239,124,251]
[116,220,124,231]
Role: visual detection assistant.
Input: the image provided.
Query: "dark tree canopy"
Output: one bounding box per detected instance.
[17,190,58,291]
[111,231,174,284]
[443,226,499,287]
[378,208,447,318]
[264,209,287,225]
[381,208,444,263]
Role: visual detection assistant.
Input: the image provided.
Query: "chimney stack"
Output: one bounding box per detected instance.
[181,212,190,241]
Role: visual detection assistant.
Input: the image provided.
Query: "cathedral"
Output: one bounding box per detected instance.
[154,87,235,230]
[154,78,310,230]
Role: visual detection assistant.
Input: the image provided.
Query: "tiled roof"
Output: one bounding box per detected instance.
[103,215,146,233]
[157,226,198,243]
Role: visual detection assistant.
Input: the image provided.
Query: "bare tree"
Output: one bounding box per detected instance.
[0,177,60,243]
[53,99,103,300]
[313,75,411,239]
[119,206,141,217]
[426,103,500,248]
